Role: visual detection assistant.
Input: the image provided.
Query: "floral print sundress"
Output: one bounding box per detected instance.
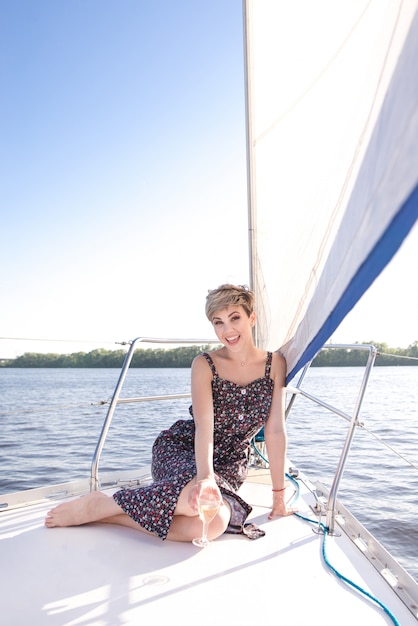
[113,351,274,540]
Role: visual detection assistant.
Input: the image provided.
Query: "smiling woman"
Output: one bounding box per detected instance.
[45,283,296,542]
[205,285,260,375]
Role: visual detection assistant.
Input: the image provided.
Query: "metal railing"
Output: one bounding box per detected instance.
[90,337,219,490]
[285,343,378,534]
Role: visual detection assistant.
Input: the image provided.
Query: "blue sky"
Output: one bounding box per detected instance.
[0,1,416,358]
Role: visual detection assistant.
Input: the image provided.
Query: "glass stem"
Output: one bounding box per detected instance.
[202,522,209,542]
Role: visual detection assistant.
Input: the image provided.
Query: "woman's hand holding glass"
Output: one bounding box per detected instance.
[191,480,221,548]
[192,490,220,547]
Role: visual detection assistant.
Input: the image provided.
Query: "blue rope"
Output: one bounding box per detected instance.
[250,442,400,624]
[294,512,400,625]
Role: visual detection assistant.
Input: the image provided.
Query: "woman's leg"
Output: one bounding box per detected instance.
[45,479,231,542]
[165,478,231,542]
[45,491,136,529]
[167,501,230,542]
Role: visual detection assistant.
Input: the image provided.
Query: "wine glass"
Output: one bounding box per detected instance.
[192,492,220,548]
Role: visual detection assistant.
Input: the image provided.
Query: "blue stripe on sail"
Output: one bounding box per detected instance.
[286,183,418,384]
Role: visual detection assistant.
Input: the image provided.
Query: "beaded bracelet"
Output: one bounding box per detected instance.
[272,487,286,492]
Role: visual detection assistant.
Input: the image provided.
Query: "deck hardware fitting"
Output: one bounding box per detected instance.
[381,568,399,587]
[46,491,69,500]
[354,536,368,552]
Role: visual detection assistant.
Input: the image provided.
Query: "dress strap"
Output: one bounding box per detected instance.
[265,352,273,377]
[201,352,218,377]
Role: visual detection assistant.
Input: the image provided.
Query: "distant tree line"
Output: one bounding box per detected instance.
[1,341,417,368]
[311,341,418,367]
[0,345,216,368]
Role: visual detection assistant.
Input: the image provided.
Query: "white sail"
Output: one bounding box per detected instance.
[244,0,418,381]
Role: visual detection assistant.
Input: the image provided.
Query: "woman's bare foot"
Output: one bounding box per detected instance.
[45,499,88,527]
[45,491,121,528]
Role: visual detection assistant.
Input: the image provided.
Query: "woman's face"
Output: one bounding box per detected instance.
[211,305,255,350]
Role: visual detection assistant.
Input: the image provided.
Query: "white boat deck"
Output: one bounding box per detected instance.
[1,467,417,626]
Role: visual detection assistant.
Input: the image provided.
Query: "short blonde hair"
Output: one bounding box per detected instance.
[205,284,255,321]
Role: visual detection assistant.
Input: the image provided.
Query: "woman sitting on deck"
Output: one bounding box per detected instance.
[45,284,296,541]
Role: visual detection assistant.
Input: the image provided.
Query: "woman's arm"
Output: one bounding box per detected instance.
[188,354,222,511]
[264,352,297,517]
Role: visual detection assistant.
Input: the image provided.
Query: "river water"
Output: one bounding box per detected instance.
[1,365,417,582]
